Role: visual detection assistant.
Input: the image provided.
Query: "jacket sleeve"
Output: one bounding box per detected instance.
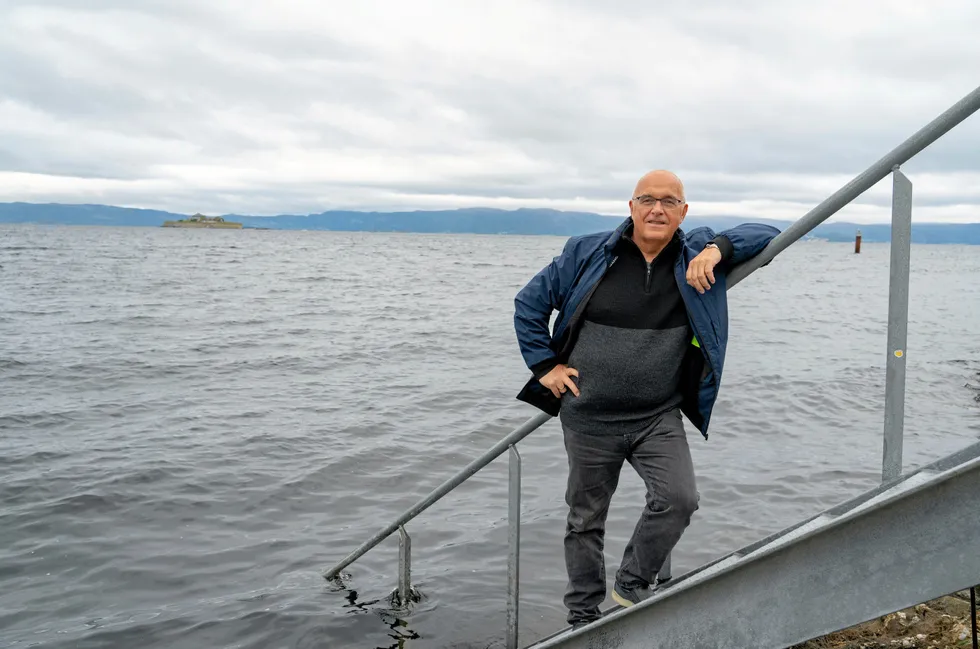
[514,237,579,375]
[712,223,781,265]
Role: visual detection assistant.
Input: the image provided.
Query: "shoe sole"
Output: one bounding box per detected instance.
[611,590,636,608]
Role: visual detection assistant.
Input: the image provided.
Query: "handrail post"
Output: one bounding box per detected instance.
[397,525,412,605]
[970,585,977,649]
[882,167,912,483]
[507,445,522,649]
[323,411,552,580]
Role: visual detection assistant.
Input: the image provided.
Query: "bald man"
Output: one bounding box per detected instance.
[513,170,780,628]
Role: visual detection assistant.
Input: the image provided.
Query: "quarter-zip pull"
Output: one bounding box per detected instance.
[645,261,653,293]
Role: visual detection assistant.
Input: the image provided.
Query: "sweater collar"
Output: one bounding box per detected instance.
[613,220,684,258]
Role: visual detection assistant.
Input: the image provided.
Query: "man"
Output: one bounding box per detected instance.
[513,170,779,628]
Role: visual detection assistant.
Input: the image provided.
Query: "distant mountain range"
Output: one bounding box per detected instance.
[2,201,979,244]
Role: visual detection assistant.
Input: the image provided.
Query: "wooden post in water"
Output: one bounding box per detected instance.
[854,229,862,253]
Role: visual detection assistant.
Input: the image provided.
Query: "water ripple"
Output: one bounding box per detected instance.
[1,225,978,648]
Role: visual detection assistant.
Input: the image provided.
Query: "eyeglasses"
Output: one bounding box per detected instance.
[633,195,685,209]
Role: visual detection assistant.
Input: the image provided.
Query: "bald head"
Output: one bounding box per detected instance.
[633,170,685,201]
[628,169,689,253]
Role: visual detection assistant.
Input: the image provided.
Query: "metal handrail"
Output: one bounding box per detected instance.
[728,84,980,288]
[322,83,980,649]
[322,410,551,580]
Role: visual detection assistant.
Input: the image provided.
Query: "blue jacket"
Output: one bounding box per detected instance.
[514,216,780,438]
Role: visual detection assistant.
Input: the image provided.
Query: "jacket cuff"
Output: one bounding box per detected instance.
[530,357,559,380]
[708,235,734,262]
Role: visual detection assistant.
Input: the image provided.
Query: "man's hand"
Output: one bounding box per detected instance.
[686,246,723,294]
[539,364,580,399]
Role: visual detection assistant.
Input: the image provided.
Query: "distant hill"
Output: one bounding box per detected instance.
[803,221,980,245]
[1,201,978,244]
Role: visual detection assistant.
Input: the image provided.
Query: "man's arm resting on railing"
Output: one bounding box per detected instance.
[712,223,781,266]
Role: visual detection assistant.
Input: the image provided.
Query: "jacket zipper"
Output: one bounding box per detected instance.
[680,287,715,439]
[675,263,714,380]
[689,315,712,378]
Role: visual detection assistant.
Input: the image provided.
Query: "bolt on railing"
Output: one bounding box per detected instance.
[323,83,980,648]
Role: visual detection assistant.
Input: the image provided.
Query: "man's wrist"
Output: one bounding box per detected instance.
[706,235,734,262]
[530,358,559,380]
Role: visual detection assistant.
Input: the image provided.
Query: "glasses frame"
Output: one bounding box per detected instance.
[632,194,686,210]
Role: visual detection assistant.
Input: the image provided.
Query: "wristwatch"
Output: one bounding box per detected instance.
[704,242,720,251]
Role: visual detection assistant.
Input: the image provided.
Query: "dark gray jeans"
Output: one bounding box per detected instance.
[561,407,699,625]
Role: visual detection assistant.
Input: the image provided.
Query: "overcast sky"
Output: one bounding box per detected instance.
[1,0,978,223]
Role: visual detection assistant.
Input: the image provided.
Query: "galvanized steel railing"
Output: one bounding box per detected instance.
[322,83,980,649]
[323,411,550,648]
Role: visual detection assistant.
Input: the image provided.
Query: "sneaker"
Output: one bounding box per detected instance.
[569,616,599,630]
[611,582,654,608]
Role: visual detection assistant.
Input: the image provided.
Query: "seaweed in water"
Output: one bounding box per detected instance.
[337,588,423,648]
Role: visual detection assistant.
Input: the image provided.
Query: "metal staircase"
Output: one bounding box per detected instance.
[322,83,980,648]
[529,440,980,648]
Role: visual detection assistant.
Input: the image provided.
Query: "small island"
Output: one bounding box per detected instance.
[162,213,243,229]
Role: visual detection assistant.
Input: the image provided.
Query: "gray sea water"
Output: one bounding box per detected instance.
[1,223,978,649]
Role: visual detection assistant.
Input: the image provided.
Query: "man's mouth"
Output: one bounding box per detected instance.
[644,218,668,226]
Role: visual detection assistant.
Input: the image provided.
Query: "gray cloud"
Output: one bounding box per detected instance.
[1,0,978,223]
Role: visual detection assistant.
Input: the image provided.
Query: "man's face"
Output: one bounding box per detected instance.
[629,174,688,244]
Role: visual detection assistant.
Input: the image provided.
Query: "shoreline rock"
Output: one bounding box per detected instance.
[791,594,976,649]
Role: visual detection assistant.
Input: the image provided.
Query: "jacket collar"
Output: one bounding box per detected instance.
[603,216,633,254]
